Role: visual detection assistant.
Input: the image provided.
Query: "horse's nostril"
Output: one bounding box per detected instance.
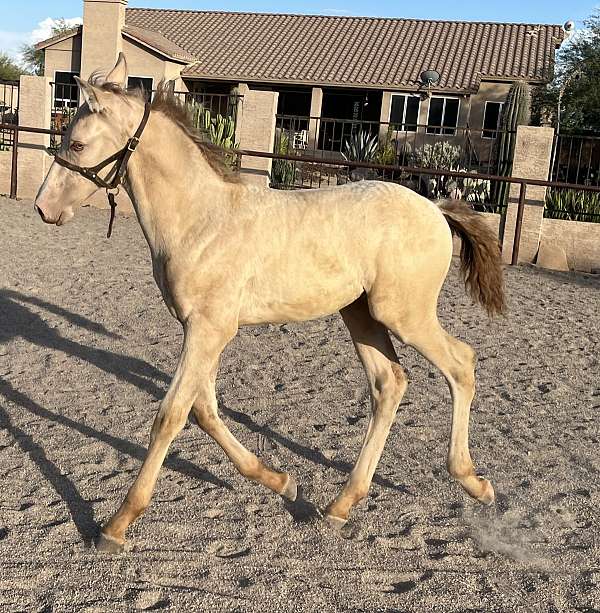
[35,205,45,220]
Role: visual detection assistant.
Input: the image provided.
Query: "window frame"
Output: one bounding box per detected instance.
[127,75,155,100]
[389,93,421,132]
[426,96,461,135]
[53,70,80,109]
[482,100,504,140]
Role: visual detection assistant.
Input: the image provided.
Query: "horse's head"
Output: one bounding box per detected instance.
[35,53,143,226]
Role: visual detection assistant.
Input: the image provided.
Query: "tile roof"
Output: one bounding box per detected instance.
[125,10,566,91]
[122,25,196,63]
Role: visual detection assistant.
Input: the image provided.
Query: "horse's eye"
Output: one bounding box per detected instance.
[70,142,85,152]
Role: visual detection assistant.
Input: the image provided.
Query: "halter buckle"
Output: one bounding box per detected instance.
[127,137,140,152]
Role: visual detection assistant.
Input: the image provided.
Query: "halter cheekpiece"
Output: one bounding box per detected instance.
[54,103,151,238]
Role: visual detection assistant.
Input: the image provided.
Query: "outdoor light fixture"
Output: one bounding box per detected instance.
[419,69,441,97]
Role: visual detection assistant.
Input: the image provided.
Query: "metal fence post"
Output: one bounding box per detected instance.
[10,125,18,199]
[511,182,527,265]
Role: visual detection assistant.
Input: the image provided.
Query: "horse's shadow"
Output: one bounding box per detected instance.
[0,290,231,545]
[0,289,409,543]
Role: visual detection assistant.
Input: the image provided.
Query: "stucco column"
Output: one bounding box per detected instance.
[379,91,392,141]
[17,75,53,199]
[81,0,126,79]
[501,126,555,263]
[308,87,323,151]
[237,87,279,186]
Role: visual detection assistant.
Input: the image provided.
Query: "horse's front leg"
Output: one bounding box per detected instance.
[97,315,234,552]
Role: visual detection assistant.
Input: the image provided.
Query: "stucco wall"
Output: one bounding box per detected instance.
[44,34,82,77]
[122,38,186,90]
[540,218,600,273]
[468,81,513,162]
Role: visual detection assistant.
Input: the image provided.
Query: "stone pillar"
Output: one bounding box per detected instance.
[17,75,53,199]
[237,87,279,186]
[501,126,555,263]
[308,87,323,151]
[81,0,126,79]
[379,91,392,141]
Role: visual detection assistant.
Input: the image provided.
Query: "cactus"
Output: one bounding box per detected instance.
[491,80,531,207]
[199,108,237,150]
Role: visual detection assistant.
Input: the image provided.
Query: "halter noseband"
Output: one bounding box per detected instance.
[54,103,151,238]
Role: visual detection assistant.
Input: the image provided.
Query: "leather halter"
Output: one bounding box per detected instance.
[54,103,151,238]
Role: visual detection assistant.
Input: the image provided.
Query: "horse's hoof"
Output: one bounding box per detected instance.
[323,513,347,530]
[280,475,298,502]
[476,478,495,505]
[95,531,125,553]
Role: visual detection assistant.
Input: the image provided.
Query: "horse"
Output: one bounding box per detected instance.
[34,54,505,553]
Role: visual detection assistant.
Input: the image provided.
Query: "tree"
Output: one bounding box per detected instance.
[0,52,25,81]
[21,18,76,76]
[533,11,600,132]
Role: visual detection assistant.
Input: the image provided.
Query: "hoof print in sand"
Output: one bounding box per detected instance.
[210,542,251,559]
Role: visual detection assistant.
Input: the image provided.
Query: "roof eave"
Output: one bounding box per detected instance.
[180,71,478,93]
[34,27,81,51]
[122,31,195,64]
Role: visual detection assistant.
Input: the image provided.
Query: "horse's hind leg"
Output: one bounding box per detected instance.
[378,306,494,505]
[324,295,407,527]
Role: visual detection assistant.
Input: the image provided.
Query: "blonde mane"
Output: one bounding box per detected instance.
[91,76,240,183]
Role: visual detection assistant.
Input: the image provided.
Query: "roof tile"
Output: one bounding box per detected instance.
[123,9,565,91]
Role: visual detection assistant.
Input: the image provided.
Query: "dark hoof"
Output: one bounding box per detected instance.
[95,532,125,553]
[324,513,347,530]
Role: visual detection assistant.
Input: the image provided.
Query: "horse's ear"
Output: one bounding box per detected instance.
[75,76,105,113]
[105,52,128,89]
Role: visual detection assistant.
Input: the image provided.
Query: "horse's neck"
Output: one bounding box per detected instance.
[124,113,226,258]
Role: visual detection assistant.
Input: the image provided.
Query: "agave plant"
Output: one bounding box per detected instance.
[342,130,379,162]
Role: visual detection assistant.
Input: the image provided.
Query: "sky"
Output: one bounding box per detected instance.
[1,0,598,62]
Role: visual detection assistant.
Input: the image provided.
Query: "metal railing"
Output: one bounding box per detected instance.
[274,114,514,180]
[550,132,600,187]
[3,121,600,266]
[1,79,19,149]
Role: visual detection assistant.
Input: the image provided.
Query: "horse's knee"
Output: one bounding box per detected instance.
[151,405,188,441]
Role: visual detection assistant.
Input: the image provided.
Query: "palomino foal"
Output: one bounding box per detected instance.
[35,55,505,552]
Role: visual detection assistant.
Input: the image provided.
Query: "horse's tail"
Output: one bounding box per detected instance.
[440,201,506,317]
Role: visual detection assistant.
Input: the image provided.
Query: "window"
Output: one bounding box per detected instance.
[53,71,79,109]
[482,101,503,139]
[426,97,460,135]
[389,94,420,131]
[127,76,154,101]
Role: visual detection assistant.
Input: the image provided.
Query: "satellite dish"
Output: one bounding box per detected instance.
[563,20,575,33]
[420,69,441,87]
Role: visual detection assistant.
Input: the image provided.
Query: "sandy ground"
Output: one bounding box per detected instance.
[0,196,598,612]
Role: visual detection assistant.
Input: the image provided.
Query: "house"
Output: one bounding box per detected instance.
[36,0,567,165]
